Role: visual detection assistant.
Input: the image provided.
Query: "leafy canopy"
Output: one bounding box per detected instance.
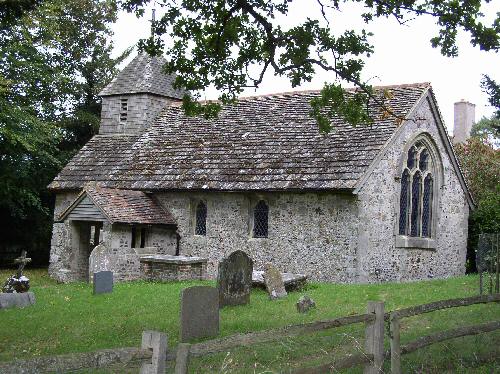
[0,0,129,259]
[122,0,499,131]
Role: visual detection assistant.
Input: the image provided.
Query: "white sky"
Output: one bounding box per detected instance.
[111,1,500,135]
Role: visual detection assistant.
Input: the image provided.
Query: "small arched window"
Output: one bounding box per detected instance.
[399,141,434,238]
[194,201,207,236]
[253,200,269,238]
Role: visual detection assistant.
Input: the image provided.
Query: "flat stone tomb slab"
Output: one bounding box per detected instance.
[252,271,307,291]
[93,271,113,295]
[180,286,219,342]
[217,250,253,307]
[0,292,36,309]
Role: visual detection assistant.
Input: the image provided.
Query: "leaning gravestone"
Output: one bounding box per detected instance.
[93,271,113,295]
[263,263,287,300]
[180,286,219,342]
[217,250,253,307]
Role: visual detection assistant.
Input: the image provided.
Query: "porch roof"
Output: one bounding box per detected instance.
[57,185,176,226]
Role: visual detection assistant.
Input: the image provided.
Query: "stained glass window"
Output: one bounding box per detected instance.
[419,149,429,171]
[399,140,436,239]
[195,201,207,236]
[407,146,417,169]
[399,169,410,235]
[253,200,269,238]
[422,175,433,237]
[410,171,422,237]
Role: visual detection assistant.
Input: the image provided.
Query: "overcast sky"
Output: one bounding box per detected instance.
[111,1,499,135]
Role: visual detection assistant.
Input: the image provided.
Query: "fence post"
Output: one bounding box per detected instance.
[364,301,384,374]
[140,331,167,374]
[174,343,191,374]
[390,312,401,374]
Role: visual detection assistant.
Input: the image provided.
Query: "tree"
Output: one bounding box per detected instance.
[481,75,500,119]
[471,115,500,148]
[0,0,129,265]
[122,0,499,131]
[455,136,500,272]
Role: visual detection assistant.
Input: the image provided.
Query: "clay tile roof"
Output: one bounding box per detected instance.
[98,54,186,99]
[50,83,431,192]
[59,186,176,225]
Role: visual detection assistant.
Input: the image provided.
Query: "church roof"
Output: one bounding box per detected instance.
[57,185,176,225]
[98,54,186,99]
[50,83,430,192]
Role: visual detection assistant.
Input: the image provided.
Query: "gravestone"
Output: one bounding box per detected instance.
[93,271,113,295]
[180,286,219,342]
[2,250,32,293]
[296,295,316,313]
[217,250,253,307]
[0,292,36,309]
[263,263,287,300]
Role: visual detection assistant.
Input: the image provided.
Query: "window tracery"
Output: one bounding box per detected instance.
[399,141,434,238]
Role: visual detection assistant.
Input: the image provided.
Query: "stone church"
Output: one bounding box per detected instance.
[48,53,473,284]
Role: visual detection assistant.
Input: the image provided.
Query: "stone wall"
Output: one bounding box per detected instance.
[89,245,141,283]
[49,192,177,283]
[356,94,469,282]
[140,256,207,282]
[155,192,359,282]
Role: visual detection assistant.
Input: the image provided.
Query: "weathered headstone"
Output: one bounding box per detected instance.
[0,292,36,309]
[93,271,113,295]
[180,286,219,342]
[263,263,287,300]
[296,295,316,313]
[217,250,253,307]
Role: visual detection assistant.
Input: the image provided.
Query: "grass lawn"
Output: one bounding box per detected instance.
[0,269,499,373]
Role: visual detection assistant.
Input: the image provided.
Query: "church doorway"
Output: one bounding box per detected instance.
[70,221,103,281]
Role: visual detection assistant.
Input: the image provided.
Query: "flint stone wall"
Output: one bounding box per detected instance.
[356,95,468,282]
[48,191,176,283]
[156,192,359,283]
[89,245,141,283]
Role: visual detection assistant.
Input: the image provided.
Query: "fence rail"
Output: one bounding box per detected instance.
[174,301,384,374]
[389,293,500,374]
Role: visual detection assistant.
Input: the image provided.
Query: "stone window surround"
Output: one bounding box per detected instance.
[249,197,269,239]
[394,132,443,250]
[190,198,208,237]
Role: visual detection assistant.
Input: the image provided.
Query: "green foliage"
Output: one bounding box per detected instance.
[481,74,500,119]
[455,136,500,272]
[454,137,499,203]
[0,0,128,263]
[0,270,498,373]
[471,115,500,147]
[122,0,499,130]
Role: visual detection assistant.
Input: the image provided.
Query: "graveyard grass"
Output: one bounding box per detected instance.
[0,269,499,373]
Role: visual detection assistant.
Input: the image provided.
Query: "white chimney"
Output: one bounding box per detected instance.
[453,100,475,144]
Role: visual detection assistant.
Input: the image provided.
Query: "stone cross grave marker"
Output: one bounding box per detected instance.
[14,250,31,278]
[263,263,287,300]
[217,250,253,307]
[93,271,113,295]
[180,286,219,342]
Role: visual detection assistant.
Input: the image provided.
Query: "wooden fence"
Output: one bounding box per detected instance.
[0,294,498,373]
[388,293,500,374]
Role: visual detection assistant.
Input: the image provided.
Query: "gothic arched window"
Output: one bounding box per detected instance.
[253,200,269,238]
[399,141,434,238]
[195,201,207,236]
